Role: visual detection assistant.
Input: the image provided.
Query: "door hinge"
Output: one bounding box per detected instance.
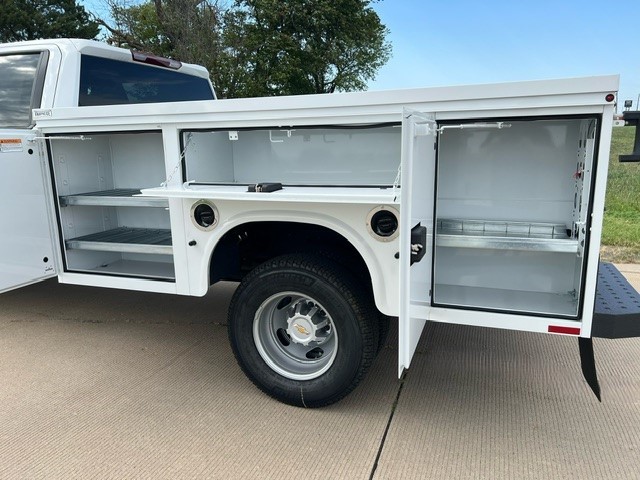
[415,123,438,137]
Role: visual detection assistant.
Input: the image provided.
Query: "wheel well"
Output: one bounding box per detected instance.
[209,221,371,290]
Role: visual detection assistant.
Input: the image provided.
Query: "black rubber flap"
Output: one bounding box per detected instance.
[579,337,601,402]
[592,263,640,338]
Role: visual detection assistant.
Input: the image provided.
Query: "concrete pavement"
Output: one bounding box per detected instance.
[0,271,639,479]
[617,263,640,291]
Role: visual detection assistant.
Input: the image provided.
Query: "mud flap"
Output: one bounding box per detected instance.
[579,337,601,402]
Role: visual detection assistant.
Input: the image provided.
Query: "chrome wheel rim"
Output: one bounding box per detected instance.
[253,292,338,380]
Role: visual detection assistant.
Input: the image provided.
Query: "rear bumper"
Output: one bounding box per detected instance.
[591,262,640,338]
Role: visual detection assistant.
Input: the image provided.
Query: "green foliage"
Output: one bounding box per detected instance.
[106,2,172,56]
[602,126,640,251]
[226,0,391,97]
[102,0,390,98]
[0,0,99,42]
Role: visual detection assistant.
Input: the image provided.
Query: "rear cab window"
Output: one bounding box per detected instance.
[79,54,215,106]
[0,52,48,128]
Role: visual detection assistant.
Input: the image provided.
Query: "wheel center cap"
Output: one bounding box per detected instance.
[287,317,314,344]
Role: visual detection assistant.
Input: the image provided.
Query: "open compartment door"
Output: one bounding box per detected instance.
[0,132,57,293]
[398,109,437,376]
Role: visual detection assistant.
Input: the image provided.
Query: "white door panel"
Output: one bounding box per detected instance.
[398,109,437,376]
[0,132,57,292]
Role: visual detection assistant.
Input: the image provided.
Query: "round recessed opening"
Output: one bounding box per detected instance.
[366,206,400,241]
[371,210,398,237]
[191,201,219,231]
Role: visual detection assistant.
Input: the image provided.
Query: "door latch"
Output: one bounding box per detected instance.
[410,224,427,265]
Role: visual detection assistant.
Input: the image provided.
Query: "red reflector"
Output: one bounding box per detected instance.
[605,93,615,102]
[548,325,581,335]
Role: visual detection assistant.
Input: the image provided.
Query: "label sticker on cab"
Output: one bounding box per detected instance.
[33,109,52,118]
[0,138,23,153]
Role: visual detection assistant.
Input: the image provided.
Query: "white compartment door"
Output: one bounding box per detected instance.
[0,132,56,293]
[398,109,437,376]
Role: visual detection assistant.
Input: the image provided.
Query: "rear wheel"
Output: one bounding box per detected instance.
[377,314,392,353]
[228,254,378,407]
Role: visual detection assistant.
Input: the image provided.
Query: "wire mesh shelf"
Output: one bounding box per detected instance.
[66,227,173,254]
[60,189,168,207]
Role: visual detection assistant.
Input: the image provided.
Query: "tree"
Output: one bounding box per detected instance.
[100,1,172,55]
[100,0,390,98]
[102,0,229,94]
[229,0,391,96]
[0,0,99,43]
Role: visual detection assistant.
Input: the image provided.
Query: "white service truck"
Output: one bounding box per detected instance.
[2,39,639,407]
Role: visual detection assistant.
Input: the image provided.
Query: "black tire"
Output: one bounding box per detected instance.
[227,254,379,407]
[377,314,392,353]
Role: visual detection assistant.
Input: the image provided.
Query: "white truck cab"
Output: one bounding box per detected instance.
[1,39,639,407]
[0,38,214,292]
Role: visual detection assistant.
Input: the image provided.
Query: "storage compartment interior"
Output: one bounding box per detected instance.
[433,117,598,317]
[50,132,174,280]
[183,124,401,186]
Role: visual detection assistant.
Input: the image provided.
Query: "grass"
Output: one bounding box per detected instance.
[601,126,640,263]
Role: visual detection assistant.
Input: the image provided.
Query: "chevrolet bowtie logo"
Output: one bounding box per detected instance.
[293,323,310,336]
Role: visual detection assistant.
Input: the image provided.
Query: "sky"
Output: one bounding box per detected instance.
[81,0,640,110]
[368,0,640,111]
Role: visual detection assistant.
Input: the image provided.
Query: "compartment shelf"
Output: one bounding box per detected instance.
[66,227,173,254]
[141,184,397,204]
[436,219,578,253]
[434,284,579,317]
[60,189,168,208]
[82,259,175,280]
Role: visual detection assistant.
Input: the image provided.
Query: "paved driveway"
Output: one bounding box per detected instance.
[0,269,638,479]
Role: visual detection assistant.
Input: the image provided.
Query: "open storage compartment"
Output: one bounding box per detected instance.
[433,117,599,317]
[49,132,174,280]
[182,124,402,186]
